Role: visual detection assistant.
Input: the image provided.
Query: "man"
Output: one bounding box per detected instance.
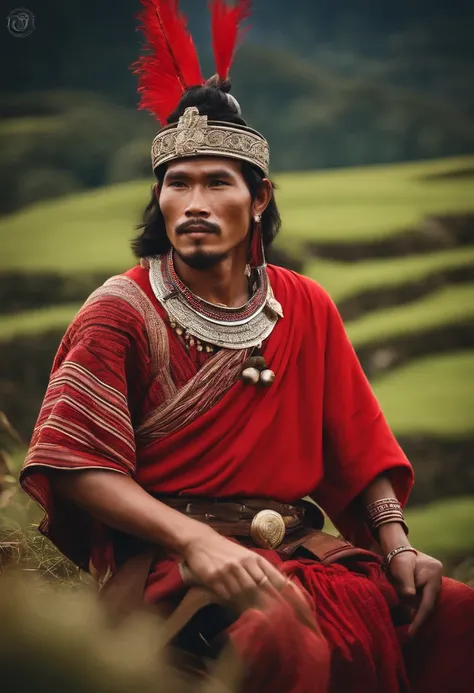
[20,2,473,692]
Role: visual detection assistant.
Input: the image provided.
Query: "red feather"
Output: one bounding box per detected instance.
[210,0,251,82]
[132,0,203,125]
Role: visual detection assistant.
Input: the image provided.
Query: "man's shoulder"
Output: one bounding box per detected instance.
[267,264,332,307]
[71,265,152,330]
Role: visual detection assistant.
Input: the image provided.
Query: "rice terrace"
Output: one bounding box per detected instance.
[1,154,473,582]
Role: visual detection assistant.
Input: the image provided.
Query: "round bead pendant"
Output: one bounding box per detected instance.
[260,369,275,386]
[241,367,260,385]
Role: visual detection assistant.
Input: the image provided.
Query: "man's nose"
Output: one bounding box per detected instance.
[184,188,210,217]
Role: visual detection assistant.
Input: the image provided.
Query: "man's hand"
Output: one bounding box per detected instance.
[388,549,443,636]
[180,527,287,604]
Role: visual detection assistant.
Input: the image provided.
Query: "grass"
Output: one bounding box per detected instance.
[405,496,474,558]
[372,351,474,436]
[0,304,81,341]
[346,283,474,348]
[0,156,473,274]
[276,155,474,245]
[306,246,474,303]
[0,181,151,274]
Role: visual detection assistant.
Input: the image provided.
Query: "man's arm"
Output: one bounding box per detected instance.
[316,289,442,636]
[362,472,443,638]
[52,469,287,601]
[362,473,412,556]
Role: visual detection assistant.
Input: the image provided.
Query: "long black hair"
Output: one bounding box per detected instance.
[132,81,281,259]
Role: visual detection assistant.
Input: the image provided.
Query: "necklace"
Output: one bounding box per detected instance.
[148,251,283,350]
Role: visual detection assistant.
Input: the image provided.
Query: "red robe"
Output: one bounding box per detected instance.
[20,263,474,693]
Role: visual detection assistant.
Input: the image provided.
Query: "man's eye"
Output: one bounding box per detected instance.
[169,181,186,187]
[210,179,227,186]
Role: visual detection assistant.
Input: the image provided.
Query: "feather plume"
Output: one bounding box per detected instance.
[132,0,203,125]
[210,0,251,82]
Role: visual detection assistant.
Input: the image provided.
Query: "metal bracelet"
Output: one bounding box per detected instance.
[373,517,410,536]
[384,545,417,569]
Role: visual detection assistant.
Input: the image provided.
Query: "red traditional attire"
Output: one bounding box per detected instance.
[21,263,474,693]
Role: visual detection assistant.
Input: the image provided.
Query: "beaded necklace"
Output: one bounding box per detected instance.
[147,251,283,352]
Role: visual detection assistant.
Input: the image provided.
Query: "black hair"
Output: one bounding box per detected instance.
[131,80,281,259]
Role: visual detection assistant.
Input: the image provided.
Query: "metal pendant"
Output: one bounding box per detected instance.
[250,509,286,549]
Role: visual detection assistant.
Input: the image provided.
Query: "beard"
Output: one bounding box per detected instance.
[173,247,228,271]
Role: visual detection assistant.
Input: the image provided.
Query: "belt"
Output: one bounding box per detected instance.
[100,497,379,629]
[157,496,323,550]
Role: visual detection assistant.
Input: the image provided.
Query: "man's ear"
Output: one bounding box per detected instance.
[252,178,273,217]
[153,182,161,201]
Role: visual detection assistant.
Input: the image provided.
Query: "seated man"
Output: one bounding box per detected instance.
[21,2,473,692]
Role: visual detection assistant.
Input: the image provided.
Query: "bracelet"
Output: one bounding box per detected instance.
[384,545,417,569]
[366,497,409,536]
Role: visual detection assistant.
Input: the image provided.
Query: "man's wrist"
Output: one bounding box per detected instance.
[377,521,412,555]
[171,517,216,556]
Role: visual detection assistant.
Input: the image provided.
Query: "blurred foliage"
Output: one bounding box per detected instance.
[106,138,154,185]
[0,92,155,214]
[0,572,239,693]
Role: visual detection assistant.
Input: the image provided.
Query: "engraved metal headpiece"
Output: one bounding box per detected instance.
[151,106,270,176]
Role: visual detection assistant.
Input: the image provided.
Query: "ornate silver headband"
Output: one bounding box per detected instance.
[151,106,270,176]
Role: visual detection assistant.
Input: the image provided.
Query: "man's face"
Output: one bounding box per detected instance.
[158,156,253,270]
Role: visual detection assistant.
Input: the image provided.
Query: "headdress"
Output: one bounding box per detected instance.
[132,0,270,177]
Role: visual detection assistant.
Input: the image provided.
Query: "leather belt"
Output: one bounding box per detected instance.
[157,497,325,550]
[100,497,379,628]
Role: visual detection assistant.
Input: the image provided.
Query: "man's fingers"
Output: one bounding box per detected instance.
[228,562,265,595]
[389,555,417,602]
[259,558,287,591]
[408,582,438,637]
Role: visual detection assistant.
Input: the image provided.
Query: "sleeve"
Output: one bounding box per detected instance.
[311,293,414,548]
[19,293,150,575]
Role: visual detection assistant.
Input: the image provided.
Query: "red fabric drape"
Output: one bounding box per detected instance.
[144,548,474,693]
[134,264,414,544]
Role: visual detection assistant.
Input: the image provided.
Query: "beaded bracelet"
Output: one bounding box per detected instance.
[366,497,409,536]
[384,545,417,569]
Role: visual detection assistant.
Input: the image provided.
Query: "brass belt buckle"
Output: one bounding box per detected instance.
[250,509,286,549]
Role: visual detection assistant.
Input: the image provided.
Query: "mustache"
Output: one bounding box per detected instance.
[176,219,221,235]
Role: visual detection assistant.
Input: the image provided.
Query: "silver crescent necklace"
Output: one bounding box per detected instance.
[147,252,283,350]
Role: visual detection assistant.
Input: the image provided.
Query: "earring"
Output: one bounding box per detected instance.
[249,214,266,269]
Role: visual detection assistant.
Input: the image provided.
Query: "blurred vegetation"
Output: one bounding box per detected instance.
[0,572,239,693]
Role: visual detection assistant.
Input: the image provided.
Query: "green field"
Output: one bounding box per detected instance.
[405,497,474,558]
[372,351,474,436]
[346,284,474,348]
[0,181,147,273]
[0,304,81,341]
[307,246,474,303]
[276,155,474,244]
[1,155,473,273]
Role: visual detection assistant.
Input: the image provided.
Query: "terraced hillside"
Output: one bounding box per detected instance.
[1,155,473,510]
